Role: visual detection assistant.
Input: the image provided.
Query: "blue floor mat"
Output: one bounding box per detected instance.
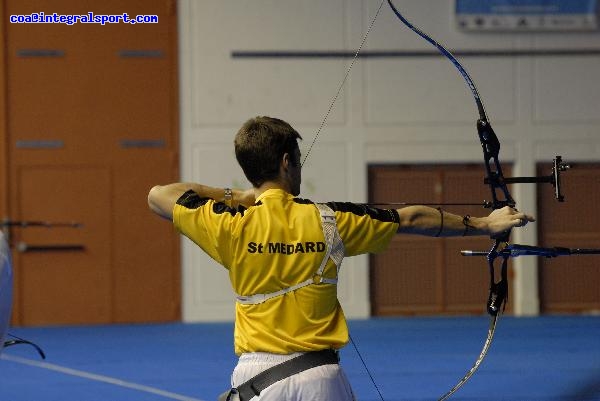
[1,316,599,401]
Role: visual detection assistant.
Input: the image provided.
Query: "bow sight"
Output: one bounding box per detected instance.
[483,155,570,204]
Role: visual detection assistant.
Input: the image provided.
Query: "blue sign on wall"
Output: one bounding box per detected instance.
[455,0,599,31]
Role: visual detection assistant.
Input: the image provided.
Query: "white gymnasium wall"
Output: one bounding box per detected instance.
[178,0,600,321]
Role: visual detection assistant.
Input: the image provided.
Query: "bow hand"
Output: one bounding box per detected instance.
[485,206,535,239]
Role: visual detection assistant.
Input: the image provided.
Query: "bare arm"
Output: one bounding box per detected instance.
[148,183,255,220]
[396,205,535,238]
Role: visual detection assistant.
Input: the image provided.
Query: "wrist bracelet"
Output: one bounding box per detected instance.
[224,188,233,206]
[462,215,472,236]
[435,207,444,237]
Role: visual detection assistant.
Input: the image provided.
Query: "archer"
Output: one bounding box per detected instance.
[148,116,533,401]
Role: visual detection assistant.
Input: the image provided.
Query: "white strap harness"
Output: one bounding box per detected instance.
[235,203,345,305]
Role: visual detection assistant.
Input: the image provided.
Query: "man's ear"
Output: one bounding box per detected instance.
[281,152,291,170]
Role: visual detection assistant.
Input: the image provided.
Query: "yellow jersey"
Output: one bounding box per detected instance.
[173,188,398,355]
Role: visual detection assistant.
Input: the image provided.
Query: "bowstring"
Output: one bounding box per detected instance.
[300,1,387,399]
[350,335,385,401]
[301,0,386,167]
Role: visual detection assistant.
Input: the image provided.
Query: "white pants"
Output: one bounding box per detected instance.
[230,352,356,401]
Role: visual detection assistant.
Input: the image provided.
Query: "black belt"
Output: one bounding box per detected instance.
[235,349,339,401]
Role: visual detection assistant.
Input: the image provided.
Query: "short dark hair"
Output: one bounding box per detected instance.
[234,116,302,188]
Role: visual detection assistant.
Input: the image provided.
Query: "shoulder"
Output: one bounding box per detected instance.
[325,202,399,223]
[176,190,208,209]
[291,197,399,223]
[176,190,247,217]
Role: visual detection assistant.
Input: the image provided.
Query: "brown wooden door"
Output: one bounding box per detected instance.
[537,163,600,313]
[0,2,9,218]
[369,164,512,316]
[4,0,180,325]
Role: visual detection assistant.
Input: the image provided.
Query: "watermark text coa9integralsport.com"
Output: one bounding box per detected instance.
[9,12,158,26]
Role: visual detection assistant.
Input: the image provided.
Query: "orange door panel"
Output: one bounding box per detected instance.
[538,163,600,313]
[5,0,180,325]
[112,152,180,323]
[12,166,112,325]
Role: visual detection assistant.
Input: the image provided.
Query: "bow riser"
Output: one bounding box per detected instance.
[477,120,516,212]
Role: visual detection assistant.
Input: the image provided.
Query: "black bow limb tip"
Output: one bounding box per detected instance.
[3,334,46,359]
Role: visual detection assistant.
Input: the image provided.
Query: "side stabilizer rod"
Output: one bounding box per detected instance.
[462,244,600,258]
